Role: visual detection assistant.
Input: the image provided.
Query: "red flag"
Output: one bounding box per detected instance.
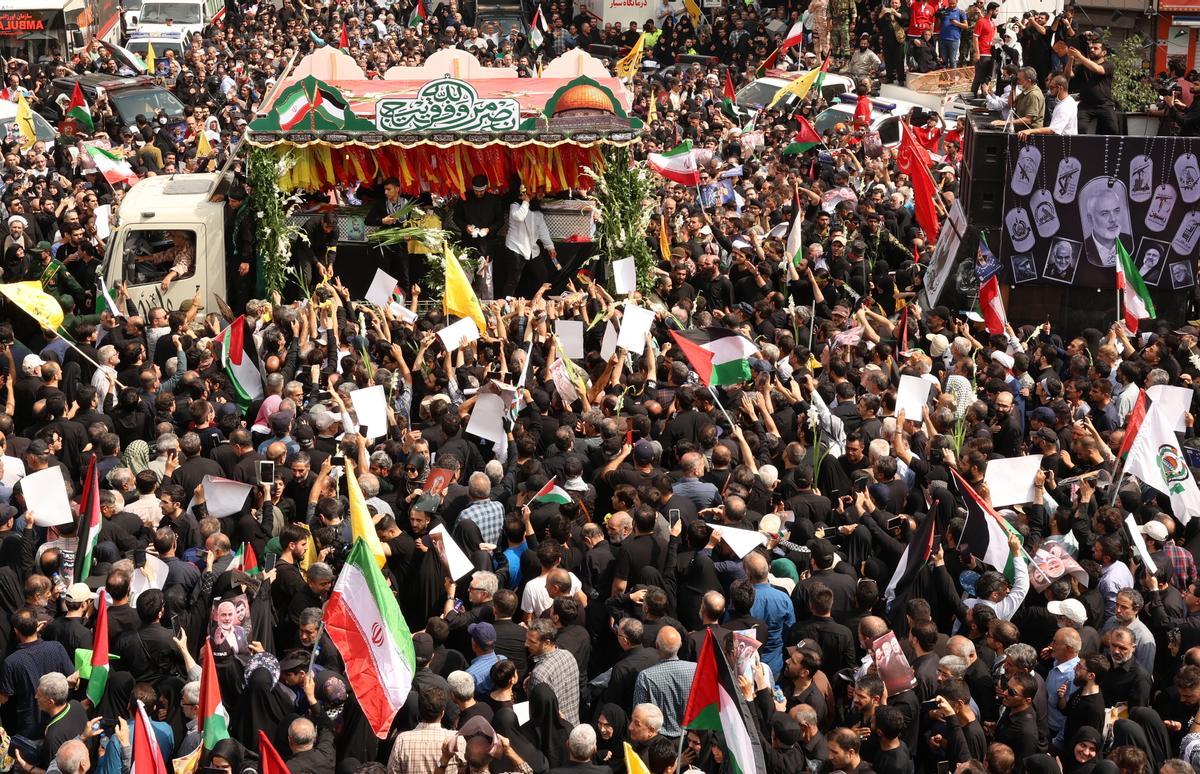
[755,47,780,77]
[978,275,1007,335]
[338,25,349,49]
[259,731,291,774]
[723,70,736,103]
[1117,389,1148,460]
[132,700,168,774]
[896,123,940,242]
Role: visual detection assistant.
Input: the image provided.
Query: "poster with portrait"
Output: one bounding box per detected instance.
[871,631,916,696]
[999,135,1198,290]
[209,593,254,661]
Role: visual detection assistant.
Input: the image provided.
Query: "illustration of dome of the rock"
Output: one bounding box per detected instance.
[552,83,618,116]
[520,75,642,134]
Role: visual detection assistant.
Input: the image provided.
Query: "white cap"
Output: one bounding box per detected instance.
[22,353,46,373]
[1047,599,1087,626]
[1140,521,1169,543]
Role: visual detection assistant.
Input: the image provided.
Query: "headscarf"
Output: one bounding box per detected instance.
[96,671,135,720]
[229,661,291,748]
[1112,708,1171,770]
[520,683,571,769]
[121,440,151,476]
[594,703,628,772]
[492,707,548,774]
[1025,755,1061,774]
[1064,727,1104,774]
[252,395,282,432]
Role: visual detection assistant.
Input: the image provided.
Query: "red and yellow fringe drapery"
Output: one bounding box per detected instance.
[274,143,607,196]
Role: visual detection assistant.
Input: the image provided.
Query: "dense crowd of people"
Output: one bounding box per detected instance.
[2,3,1200,774]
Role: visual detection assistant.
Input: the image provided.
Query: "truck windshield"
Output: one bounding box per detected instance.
[109,87,185,120]
[139,2,202,23]
[126,39,184,58]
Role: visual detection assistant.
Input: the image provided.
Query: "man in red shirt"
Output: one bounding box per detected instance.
[907,0,937,44]
[971,1,999,97]
[913,112,944,153]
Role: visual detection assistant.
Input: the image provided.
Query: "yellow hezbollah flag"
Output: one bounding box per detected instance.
[0,281,64,330]
[144,42,156,77]
[624,743,651,774]
[683,0,702,25]
[443,247,487,332]
[767,65,823,109]
[658,213,671,261]
[15,94,37,150]
[345,460,386,568]
[616,33,645,79]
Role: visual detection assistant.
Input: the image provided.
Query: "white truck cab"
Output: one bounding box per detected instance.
[102,172,229,317]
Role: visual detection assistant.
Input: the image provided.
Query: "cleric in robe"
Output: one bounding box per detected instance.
[1077,177,1133,286]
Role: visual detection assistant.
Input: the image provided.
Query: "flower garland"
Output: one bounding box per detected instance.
[585,146,657,295]
[248,149,307,299]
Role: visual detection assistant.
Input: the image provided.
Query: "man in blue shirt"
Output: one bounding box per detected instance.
[938,0,970,67]
[742,551,795,676]
[1046,628,1082,749]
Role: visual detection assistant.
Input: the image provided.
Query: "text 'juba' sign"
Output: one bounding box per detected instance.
[1000,134,1198,291]
[375,78,520,134]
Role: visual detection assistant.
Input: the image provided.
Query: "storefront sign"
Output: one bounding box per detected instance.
[375,78,519,133]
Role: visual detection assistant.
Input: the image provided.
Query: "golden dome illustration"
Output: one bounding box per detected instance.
[553,83,616,115]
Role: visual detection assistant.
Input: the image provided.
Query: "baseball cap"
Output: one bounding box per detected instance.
[1033,427,1058,445]
[65,583,96,603]
[1175,325,1199,337]
[926,333,950,357]
[279,651,308,671]
[23,353,46,371]
[831,235,847,245]
[1047,599,1087,626]
[1140,521,1169,542]
[1030,407,1056,424]
[633,439,655,464]
[468,622,497,647]
[413,632,435,661]
[34,241,53,253]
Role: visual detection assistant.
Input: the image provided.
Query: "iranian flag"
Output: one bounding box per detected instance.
[682,629,766,774]
[408,0,427,28]
[314,87,348,125]
[1117,240,1155,333]
[133,700,168,774]
[325,539,416,737]
[669,327,757,387]
[86,593,109,706]
[66,82,94,132]
[530,5,548,49]
[783,116,821,155]
[75,456,101,584]
[779,21,805,52]
[85,146,138,187]
[276,88,313,130]
[198,641,230,750]
[647,141,701,186]
[533,477,571,505]
[228,542,260,575]
[215,316,264,412]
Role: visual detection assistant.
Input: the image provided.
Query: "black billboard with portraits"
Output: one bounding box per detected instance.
[998,134,1199,292]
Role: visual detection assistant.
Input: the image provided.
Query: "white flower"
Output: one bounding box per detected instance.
[806,405,821,432]
[256,211,265,218]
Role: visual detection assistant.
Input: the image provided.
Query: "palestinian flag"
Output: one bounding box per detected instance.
[276,88,313,130]
[198,641,230,750]
[883,506,936,604]
[97,275,123,318]
[408,0,427,28]
[325,539,416,737]
[259,731,289,774]
[66,82,94,132]
[669,327,757,387]
[133,699,168,774]
[783,116,821,155]
[75,456,102,584]
[85,145,138,187]
[785,187,804,264]
[215,316,264,412]
[229,542,260,576]
[529,5,547,49]
[533,477,571,505]
[86,593,109,706]
[338,25,350,50]
[951,468,1018,581]
[1117,239,1155,334]
[978,274,1007,336]
[647,141,701,186]
[1117,389,1148,460]
[721,70,738,119]
[314,87,348,125]
[755,46,780,78]
[682,629,767,774]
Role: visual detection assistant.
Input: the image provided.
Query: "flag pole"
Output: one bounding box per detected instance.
[707,383,736,429]
[807,299,817,351]
[307,622,325,673]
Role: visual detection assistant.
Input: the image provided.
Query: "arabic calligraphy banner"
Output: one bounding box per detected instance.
[376,79,520,133]
[999,134,1198,290]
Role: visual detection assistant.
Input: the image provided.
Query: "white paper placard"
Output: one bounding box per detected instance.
[1,455,26,487]
[200,474,254,518]
[365,268,401,308]
[465,393,507,446]
[1125,515,1158,575]
[616,303,655,352]
[430,524,475,581]
[437,317,481,352]
[600,321,618,360]
[20,467,72,526]
[719,525,768,559]
[556,320,585,360]
[984,455,1045,508]
[350,384,388,441]
[1147,384,1192,433]
[130,552,169,603]
[613,257,637,295]
[512,701,531,725]
[549,359,579,405]
[895,374,932,419]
